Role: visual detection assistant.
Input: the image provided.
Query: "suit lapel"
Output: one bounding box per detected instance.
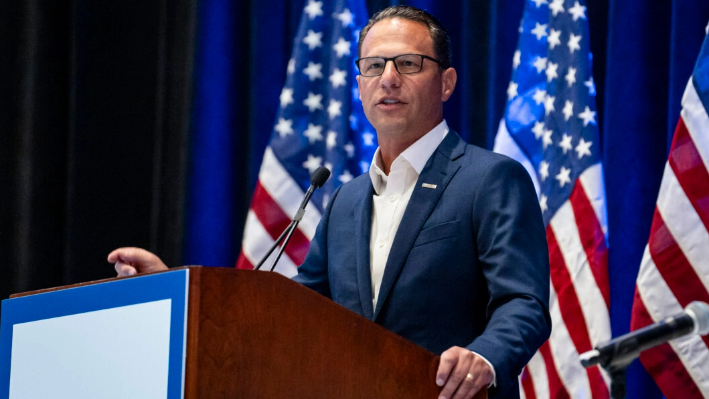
[373,132,467,320]
[354,178,375,319]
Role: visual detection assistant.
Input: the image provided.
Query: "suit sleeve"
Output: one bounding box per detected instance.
[465,157,552,395]
[291,185,344,299]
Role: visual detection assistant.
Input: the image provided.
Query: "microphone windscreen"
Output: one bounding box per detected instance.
[310,167,331,188]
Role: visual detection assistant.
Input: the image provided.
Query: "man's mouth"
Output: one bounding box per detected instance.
[377,98,406,106]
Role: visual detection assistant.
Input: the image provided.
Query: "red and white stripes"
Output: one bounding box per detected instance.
[237,147,322,277]
[531,169,611,399]
[630,79,709,399]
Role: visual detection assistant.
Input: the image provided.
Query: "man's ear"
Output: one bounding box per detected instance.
[441,67,457,102]
[356,75,362,100]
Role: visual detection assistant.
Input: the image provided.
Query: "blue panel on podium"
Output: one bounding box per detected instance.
[0,269,189,399]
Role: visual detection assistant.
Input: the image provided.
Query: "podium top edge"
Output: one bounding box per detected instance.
[8,266,206,299]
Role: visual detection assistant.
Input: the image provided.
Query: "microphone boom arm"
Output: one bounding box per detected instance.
[253,167,330,272]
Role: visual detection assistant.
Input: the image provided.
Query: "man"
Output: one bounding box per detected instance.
[110,6,550,399]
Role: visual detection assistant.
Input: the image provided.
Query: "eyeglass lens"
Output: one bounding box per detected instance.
[358,55,424,76]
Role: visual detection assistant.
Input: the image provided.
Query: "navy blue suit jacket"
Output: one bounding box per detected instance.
[294,131,551,398]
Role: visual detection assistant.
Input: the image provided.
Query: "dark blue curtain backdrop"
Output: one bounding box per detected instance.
[184,1,709,397]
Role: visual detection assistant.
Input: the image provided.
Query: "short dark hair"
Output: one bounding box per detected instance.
[357,5,452,70]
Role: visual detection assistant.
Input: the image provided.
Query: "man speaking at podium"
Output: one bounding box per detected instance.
[109,6,550,399]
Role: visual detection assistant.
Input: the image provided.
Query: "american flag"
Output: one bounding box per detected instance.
[493,0,611,398]
[236,0,375,275]
[629,25,709,399]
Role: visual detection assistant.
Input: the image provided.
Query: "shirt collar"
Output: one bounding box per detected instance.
[368,120,449,194]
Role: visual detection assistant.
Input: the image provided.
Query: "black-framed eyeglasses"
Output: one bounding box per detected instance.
[355,54,442,77]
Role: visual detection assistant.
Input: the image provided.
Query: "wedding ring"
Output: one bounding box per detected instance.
[466,373,474,380]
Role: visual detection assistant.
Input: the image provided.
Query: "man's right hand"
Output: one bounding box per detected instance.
[108,247,169,276]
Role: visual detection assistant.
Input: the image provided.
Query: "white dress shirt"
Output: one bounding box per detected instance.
[367,120,497,385]
[368,120,449,308]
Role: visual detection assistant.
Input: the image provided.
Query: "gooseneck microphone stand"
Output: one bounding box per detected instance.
[254,166,331,272]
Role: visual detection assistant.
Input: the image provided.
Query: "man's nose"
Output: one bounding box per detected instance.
[379,60,402,87]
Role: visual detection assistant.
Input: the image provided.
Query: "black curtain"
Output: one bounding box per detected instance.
[0,0,195,294]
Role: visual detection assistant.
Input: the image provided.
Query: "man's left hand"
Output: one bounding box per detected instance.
[435,346,494,399]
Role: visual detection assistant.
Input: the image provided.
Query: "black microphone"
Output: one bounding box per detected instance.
[580,301,709,370]
[310,166,331,186]
[253,167,331,271]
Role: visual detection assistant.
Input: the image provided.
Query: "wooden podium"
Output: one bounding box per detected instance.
[1,267,486,398]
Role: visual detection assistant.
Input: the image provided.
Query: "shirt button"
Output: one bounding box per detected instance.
[378,240,386,248]
[388,194,397,202]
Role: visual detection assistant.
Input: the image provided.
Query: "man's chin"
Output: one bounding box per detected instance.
[371,122,410,137]
[370,116,410,132]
